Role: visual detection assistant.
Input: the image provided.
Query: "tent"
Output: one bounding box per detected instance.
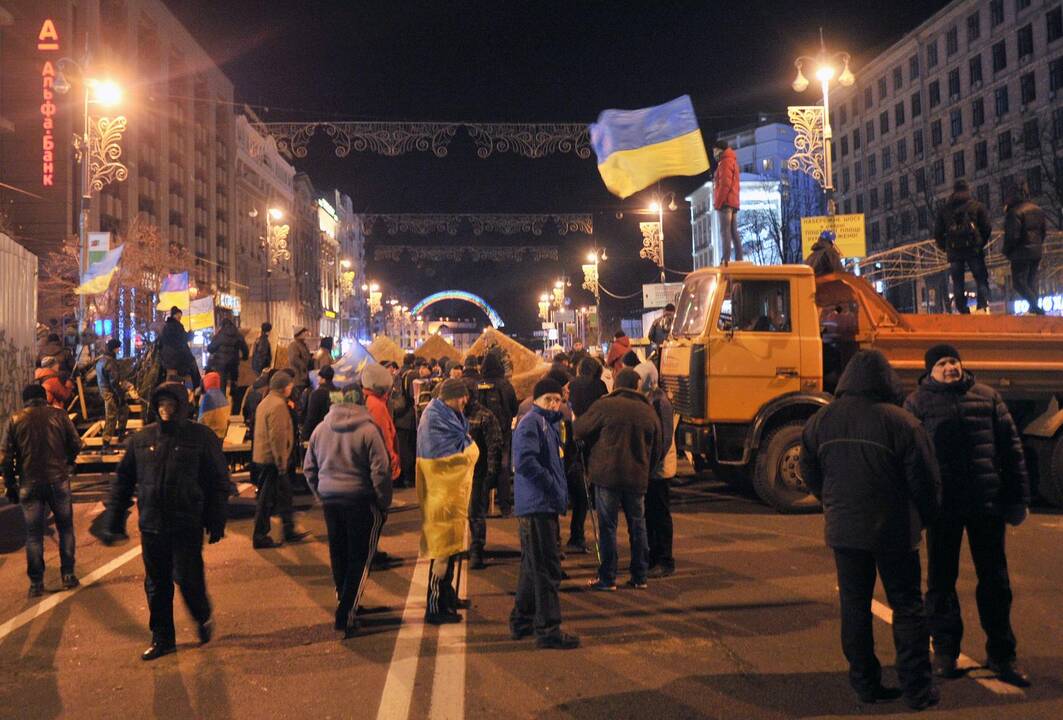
[367,335,405,366]
[414,334,460,362]
[467,328,540,376]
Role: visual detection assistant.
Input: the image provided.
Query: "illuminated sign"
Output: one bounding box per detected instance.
[801,213,867,258]
[323,309,337,319]
[1013,294,1063,315]
[38,19,60,187]
[217,293,242,315]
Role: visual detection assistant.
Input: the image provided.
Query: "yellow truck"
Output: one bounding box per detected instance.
[661,262,1063,513]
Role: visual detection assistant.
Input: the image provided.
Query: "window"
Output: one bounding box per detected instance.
[1000,174,1014,204]
[856,193,865,213]
[868,153,877,177]
[976,183,991,208]
[893,66,903,90]
[1023,118,1040,150]
[927,39,939,68]
[870,221,881,247]
[1027,166,1042,195]
[1017,0,1031,10]
[886,216,896,241]
[882,146,892,171]
[1020,71,1036,104]
[897,137,908,163]
[1056,107,1063,139]
[895,101,906,126]
[843,199,852,214]
[970,53,983,85]
[992,40,1007,72]
[998,130,1013,160]
[972,97,985,127]
[991,0,1004,27]
[869,187,879,210]
[948,68,961,97]
[929,80,941,107]
[719,280,792,334]
[864,86,873,109]
[878,76,888,100]
[1050,57,1063,91]
[851,97,859,118]
[995,85,1010,116]
[1017,24,1034,58]
[840,105,848,126]
[967,11,981,43]
[842,168,850,192]
[674,274,718,336]
[854,159,863,182]
[841,136,849,157]
[914,128,925,156]
[866,119,875,143]
[932,158,946,185]
[947,26,959,55]
[932,119,943,146]
[884,180,894,208]
[950,108,963,138]
[901,211,913,236]
[975,140,988,169]
[909,54,920,81]
[918,206,929,229]
[1049,6,1063,43]
[916,167,927,193]
[880,110,890,134]
[899,174,910,199]
[911,91,922,117]
[853,127,862,150]
[952,150,966,179]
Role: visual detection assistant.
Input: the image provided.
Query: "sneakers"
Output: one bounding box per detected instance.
[510,625,534,641]
[141,641,177,661]
[587,579,617,592]
[61,573,79,590]
[625,579,648,590]
[932,653,963,679]
[197,617,214,645]
[252,536,281,549]
[535,632,580,650]
[28,582,45,598]
[425,611,462,625]
[903,685,940,711]
[987,659,1031,687]
[857,684,903,704]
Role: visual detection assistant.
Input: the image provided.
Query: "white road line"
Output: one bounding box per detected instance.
[869,599,1024,697]
[376,556,432,720]
[429,557,468,720]
[0,544,142,643]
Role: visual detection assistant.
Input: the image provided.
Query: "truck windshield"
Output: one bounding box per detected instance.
[673,274,718,337]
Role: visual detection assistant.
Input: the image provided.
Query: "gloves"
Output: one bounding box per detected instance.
[5,487,19,505]
[1004,505,1029,527]
[207,527,224,544]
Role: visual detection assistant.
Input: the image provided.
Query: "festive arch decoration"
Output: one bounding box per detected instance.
[410,291,504,328]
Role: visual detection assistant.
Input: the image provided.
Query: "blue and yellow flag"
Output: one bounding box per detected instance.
[589,95,710,198]
[157,272,190,312]
[187,296,214,331]
[415,398,479,559]
[74,244,124,295]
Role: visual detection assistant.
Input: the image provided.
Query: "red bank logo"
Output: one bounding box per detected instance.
[37,19,59,50]
[39,20,60,187]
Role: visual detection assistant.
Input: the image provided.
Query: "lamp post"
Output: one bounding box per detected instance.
[583,248,606,346]
[253,206,289,326]
[790,30,854,215]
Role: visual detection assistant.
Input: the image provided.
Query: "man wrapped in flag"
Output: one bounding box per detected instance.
[197,371,229,439]
[416,378,479,625]
[589,94,709,199]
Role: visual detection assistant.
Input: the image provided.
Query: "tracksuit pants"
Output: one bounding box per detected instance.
[427,556,459,616]
[323,499,385,630]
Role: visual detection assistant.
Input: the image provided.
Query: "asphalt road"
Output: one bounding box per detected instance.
[1,470,1061,720]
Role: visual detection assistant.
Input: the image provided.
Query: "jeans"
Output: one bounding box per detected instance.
[719,206,743,263]
[594,486,649,584]
[253,464,294,541]
[833,547,932,699]
[142,528,211,643]
[323,500,385,629]
[926,514,1017,663]
[510,513,563,639]
[1010,259,1042,313]
[101,390,129,445]
[21,481,76,582]
[645,478,674,569]
[949,254,990,312]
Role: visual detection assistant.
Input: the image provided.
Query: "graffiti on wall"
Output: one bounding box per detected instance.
[0,331,34,439]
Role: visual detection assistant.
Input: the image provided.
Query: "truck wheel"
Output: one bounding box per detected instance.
[752,422,821,514]
[1040,433,1063,508]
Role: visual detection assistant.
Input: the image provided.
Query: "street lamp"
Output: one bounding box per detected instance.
[642,192,676,283]
[583,248,606,346]
[253,206,289,325]
[791,29,854,215]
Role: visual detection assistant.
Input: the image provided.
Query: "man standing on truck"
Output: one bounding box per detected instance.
[1003,181,1047,315]
[934,179,992,314]
[805,230,845,276]
[800,350,942,711]
[904,344,1032,688]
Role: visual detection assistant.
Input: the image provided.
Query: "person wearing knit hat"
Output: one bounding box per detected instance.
[462,376,503,570]
[904,345,1031,687]
[437,377,469,403]
[96,338,129,449]
[252,370,309,549]
[360,362,401,484]
[301,366,340,442]
[251,323,273,375]
[198,371,230,439]
[34,355,73,410]
[533,377,564,400]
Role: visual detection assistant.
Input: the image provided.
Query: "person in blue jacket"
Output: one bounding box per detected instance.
[509,377,579,650]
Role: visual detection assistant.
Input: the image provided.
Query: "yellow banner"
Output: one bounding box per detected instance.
[801,214,867,258]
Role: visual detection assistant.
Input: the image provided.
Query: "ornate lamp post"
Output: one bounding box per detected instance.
[252,207,289,325]
[583,248,606,346]
[339,258,355,343]
[788,30,854,215]
[642,194,676,283]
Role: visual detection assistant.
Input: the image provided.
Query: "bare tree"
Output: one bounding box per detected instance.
[738,204,784,265]
[1020,107,1063,229]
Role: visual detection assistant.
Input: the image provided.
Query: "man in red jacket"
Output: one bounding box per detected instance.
[713,140,742,264]
[361,363,401,481]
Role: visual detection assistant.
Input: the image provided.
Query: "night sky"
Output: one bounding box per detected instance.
[168,0,952,338]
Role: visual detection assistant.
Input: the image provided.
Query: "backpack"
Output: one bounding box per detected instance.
[944,208,979,251]
[479,381,508,428]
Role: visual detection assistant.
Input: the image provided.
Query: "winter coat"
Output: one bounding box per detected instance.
[365,389,401,480]
[157,317,201,388]
[648,387,676,480]
[800,351,941,551]
[251,334,272,374]
[1003,200,1047,262]
[207,321,249,371]
[198,372,230,440]
[2,398,82,494]
[95,351,123,395]
[569,375,608,418]
[301,381,338,442]
[713,147,740,210]
[392,369,419,431]
[933,190,992,262]
[243,380,267,433]
[253,390,295,468]
[903,372,1030,517]
[479,359,519,434]
[287,338,312,387]
[304,403,393,510]
[466,397,503,493]
[574,387,663,494]
[605,336,631,376]
[806,240,845,276]
[108,384,230,535]
[648,313,674,346]
[314,347,333,370]
[34,367,72,410]
[513,405,568,516]
[38,340,74,375]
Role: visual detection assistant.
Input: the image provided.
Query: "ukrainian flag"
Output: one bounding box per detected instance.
[74,244,124,295]
[589,95,709,199]
[187,296,214,331]
[157,272,190,312]
[416,398,479,559]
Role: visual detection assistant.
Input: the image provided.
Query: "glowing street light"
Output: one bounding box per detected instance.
[88,78,123,106]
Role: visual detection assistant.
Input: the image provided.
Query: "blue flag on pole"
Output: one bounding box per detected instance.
[74,244,124,295]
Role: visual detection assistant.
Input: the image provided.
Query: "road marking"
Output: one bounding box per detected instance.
[429,557,468,720]
[376,556,431,720]
[869,599,1024,697]
[0,544,142,643]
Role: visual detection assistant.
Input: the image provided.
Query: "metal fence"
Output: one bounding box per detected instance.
[0,233,39,434]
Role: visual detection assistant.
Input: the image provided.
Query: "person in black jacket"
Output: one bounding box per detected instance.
[805,229,845,276]
[251,322,273,374]
[302,366,339,441]
[933,179,993,314]
[801,350,942,710]
[903,344,1032,688]
[207,317,249,404]
[463,378,502,569]
[157,312,201,389]
[568,356,608,419]
[1002,181,1047,315]
[104,382,230,661]
[480,351,519,515]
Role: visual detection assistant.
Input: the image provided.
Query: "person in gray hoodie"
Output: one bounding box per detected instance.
[304,386,393,639]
